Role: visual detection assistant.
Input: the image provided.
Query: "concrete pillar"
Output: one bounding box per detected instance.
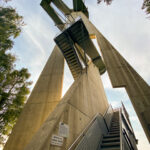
[4,46,64,150]
[96,25,150,143]
[24,62,109,150]
[75,12,150,142]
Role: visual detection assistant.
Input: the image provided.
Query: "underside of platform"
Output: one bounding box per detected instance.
[55,19,106,79]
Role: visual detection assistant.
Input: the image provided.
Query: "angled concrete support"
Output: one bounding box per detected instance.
[40,0,65,30]
[24,63,109,150]
[4,46,64,150]
[96,25,150,143]
[75,12,150,142]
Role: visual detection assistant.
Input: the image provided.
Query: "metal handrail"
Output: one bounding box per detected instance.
[123,129,135,150]
[68,113,99,150]
[119,108,123,150]
[120,108,136,150]
[122,108,134,134]
[68,105,112,150]
[103,105,113,132]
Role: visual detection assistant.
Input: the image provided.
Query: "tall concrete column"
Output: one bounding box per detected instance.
[96,26,150,143]
[24,62,109,150]
[76,12,150,142]
[4,46,64,150]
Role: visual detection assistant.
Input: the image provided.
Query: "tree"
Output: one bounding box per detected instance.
[0,65,31,145]
[0,4,32,147]
[97,0,150,16]
[97,0,113,5]
[142,0,150,15]
[0,6,24,51]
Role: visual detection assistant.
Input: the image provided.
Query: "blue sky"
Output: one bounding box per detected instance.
[2,0,150,149]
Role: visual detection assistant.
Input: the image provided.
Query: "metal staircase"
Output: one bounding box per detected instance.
[68,106,138,150]
[54,19,106,80]
[55,31,83,79]
[64,19,106,75]
[101,111,120,150]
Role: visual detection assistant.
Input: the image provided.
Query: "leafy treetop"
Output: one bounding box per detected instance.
[0,6,24,51]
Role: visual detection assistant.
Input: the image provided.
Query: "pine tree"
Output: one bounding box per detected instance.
[0,6,24,51]
[0,3,32,147]
[97,0,113,5]
[142,0,150,15]
[97,0,150,16]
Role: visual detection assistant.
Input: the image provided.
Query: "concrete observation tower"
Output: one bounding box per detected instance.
[4,0,150,150]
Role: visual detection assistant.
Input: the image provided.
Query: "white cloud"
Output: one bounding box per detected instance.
[24,30,46,56]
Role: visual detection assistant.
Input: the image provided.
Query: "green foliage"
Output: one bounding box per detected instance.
[142,0,150,15]
[97,0,150,17]
[0,50,32,145]
[0,6,24,51]
[97,0,113,5]
[0,4,32,146]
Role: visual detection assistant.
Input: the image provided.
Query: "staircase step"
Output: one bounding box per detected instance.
[64,49,73,55]
[110,127,120,130]
[111,123,119,125]
[110,126,119,128]
[111,127,120,129]
[110,129,119,132]
[111,126,120,129]
[111,124,119,127]
[102,137,120,143]
[110,125,119,128]
[111,124,119,126]
[111,120,119,122]
[101,142,120,148]
[103,134,120,138]
[109,131,120,135]
[111,122,119,124]
[101,147,120,150]
[109,129,120,132]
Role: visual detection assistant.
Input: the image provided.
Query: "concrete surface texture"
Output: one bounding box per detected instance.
[24,62,109,150]
[75,12,150,143]
[4,46,64,150]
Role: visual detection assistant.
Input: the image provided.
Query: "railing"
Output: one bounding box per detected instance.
[119,108,123,150]
[119,107,137,150]
[103,105,113,132]
[68,113,99,150]
[123,129,134,150]
[68,105,113,150]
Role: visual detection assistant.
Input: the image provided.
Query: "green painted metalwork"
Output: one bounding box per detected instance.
[73,0,89,18]
[40,0,64,30]
[52,0,72,15]
[41,0,89,30]
[54,19,106,75]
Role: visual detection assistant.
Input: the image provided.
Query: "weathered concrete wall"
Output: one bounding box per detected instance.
[74,115,108,150]
[24,62,109,150]
[4,46,64,150]
[74,12,150,142]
